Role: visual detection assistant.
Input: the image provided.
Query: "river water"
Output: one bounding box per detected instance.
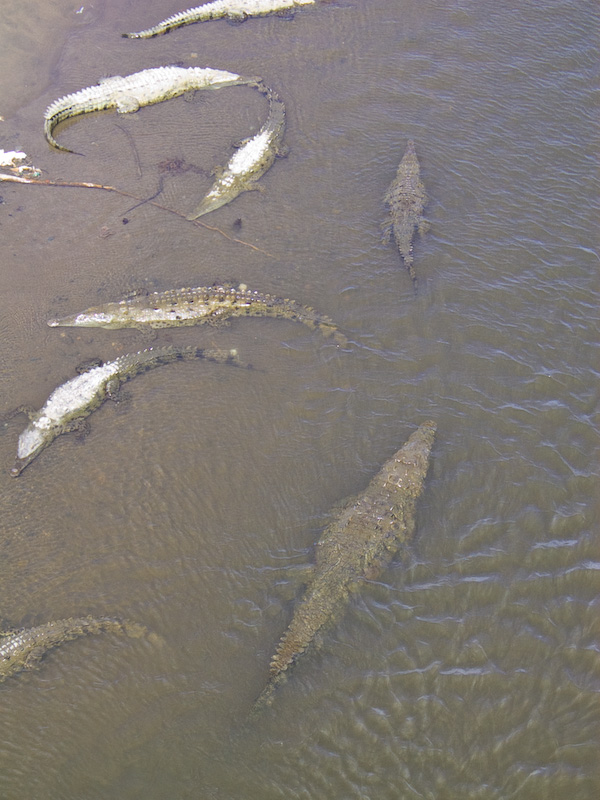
[0,1,598,798]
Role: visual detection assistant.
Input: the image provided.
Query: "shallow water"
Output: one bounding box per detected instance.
[0,0,598,798]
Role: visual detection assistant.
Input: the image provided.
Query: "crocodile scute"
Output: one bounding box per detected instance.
[252,420,436,712]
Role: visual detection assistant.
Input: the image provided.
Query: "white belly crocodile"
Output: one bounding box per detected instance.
[187,81,286,218]
[10,345,241,476]
[44,65,258,152]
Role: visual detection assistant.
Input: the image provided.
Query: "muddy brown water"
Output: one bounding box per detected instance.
[0,1,598,798]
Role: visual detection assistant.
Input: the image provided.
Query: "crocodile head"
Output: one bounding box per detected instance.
[11,425,47,476]
[186,181,239,219]
[47,310,117,329]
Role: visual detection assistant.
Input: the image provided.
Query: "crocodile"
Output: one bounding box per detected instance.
[10,345,241,477]
[252,420,436,713]
[0,616,149,682]
[44,65,257,153]
[187,81,286,218]
[382,140,429,292]
[123,0,316,38]
[47,284,346,344]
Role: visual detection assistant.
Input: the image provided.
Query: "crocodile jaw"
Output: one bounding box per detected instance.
[47,311,116,328]
[186,188,239,218]
[187,128,275,218]
[11,426,47,476]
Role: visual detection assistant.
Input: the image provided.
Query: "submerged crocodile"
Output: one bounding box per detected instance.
[44,65,257,153]
[252,420,436,713]
[187,81,286,218]
[383,140,429,292]
[123,0,316,38]
[10,345,240,477]
[47,284,346,344]
[0,617,148,682]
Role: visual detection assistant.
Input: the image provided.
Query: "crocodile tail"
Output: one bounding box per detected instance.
[250,608,323,715]
[62,616,146,638]
[122,4,214,38]
[193,347,242,366]
[106,618,148,638]
[297,311,348,347]
[406,260,418,294]
[243,74,273,97]
[258,294,346,344]
[43,114,81,155]
[252,80,285,126]
[249,669,288,718]
[66,617,167,649]
[268,623,312,678]
[160,345,242,367]
[124,345,241,373]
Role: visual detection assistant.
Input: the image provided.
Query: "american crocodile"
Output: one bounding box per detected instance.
[10,345,241,477]
[187,81,286,218]
[252,420,436,712]
[47,284,346,344]
[0,617,148,682]
[44,65,256,153]
[123,0,316,38]
[383,140,429,292]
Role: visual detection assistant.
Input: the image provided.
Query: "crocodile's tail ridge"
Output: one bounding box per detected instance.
[249,669,288,719]
[62,616,149,640]
[254,294,347,346]
[49,617,166,651]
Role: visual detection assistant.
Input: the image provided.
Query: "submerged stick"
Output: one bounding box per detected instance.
[0,172,275,258]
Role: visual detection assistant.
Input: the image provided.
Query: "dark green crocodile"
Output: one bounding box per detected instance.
[10,345,241,477]
[187,81,287,218]
[383,140,429,292]
[47,284,345,344]
[252,420,436,712]
[0,616,149,682]
[123,0,316,38]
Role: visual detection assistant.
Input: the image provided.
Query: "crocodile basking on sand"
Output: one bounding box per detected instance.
[47,284,345,344]
[9,345,241,476]
[252,420,436,712]
[187,81,286,218]
[44,65,257,152]
[383,140,429,292]
[0,616,149,683]
[123,0,316,38]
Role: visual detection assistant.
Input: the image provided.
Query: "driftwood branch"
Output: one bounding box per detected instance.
[0,172,275,258]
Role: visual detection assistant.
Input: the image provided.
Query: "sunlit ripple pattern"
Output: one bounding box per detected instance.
[223,508,598,800]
